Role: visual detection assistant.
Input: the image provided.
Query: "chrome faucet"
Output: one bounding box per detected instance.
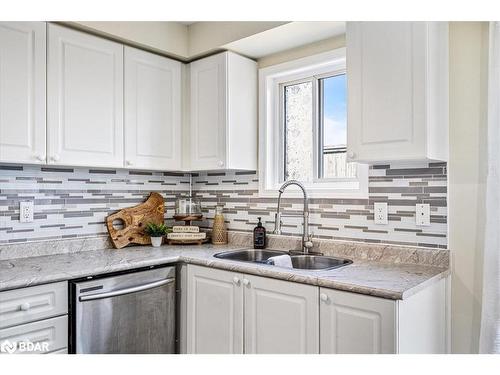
[274,180,313,254]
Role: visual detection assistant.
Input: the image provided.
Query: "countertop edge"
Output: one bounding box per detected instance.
[0,251,450,300]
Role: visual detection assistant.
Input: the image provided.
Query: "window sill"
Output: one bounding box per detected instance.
[258,183,369,199]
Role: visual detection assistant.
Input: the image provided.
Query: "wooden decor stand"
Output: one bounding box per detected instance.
[173,214,203,226]
[167,238,209,246]
[168,214,208,245]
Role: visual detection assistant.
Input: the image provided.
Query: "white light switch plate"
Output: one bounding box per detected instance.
[415,203,430,226]
[19,201,34,223]
[374,202,388,225]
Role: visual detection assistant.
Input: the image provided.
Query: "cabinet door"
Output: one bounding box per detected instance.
[47,24,123,168]
[0,22,46,164]
[347,22,427,162]
[124,47,181,170]
[189,53,226,170]
[244,275,319,354]
[319,288,396,354]
[186,265,243,354]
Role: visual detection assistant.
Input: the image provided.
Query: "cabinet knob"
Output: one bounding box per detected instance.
[242,279,250,286]
[33,154,45,162]
[51,155,60,162]
[217,160,224,168]
[233,277,240,285]
[320,293,329,302]
[126,160,133,166]
[20,302,31,311]
[347,151,356,159]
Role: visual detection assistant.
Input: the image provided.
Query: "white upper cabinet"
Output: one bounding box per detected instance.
[124,47,182,170]
[188,51,257,171]
[347,22,449,163]
[47,24,124,168]
[0,22,46,164]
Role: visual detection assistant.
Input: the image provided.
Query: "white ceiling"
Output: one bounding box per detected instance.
[223,21,345,59]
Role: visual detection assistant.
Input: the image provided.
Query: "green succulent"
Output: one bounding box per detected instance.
[144,222,171,237]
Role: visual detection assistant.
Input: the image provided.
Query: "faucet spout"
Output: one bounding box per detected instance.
[273,180,312,253]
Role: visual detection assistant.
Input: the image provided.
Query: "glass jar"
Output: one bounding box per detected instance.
[175,198,202,216]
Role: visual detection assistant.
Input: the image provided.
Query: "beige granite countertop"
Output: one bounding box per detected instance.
[0,241,449,299]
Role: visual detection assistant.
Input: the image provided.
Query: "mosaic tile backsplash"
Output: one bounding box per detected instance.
[0,165,190,243]
[191,162,447,249]
[0,162,447,248]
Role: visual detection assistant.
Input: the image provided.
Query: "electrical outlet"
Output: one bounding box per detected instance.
[374,202,388,224]
[19,201,34,223]
[416,203,430,226]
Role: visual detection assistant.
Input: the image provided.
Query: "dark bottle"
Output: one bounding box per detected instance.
[253,217,266,249]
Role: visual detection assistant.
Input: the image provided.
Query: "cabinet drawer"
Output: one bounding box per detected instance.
[0,316,68,354]
[0,282,68,329]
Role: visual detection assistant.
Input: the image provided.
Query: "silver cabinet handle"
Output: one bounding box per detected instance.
[233,277,240,285]
[50,155,60,162]
[320,293,329,302]
[79,277,175,302]
[217,160,224,167]
[242,279,250,286]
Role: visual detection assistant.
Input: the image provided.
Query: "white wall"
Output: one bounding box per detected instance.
[257,34,345,68]
[68,21,189,59]
[187,21,288,58]
[449,21,489,354]
[66,21,289,60]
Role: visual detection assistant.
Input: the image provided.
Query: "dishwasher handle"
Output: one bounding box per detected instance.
[78,277,175,302]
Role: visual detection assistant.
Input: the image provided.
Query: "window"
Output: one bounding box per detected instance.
[318,74,357,179]
[282,72,356,182]
[259,49,368,198]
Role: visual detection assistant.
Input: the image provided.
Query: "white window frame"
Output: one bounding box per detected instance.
[258,48,368,198]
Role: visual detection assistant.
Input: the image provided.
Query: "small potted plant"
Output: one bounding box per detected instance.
[144,222,170,247]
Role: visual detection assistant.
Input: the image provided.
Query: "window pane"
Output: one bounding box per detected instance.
[320,74,356,178]
[284,81,313,182]
[323,151,358,178]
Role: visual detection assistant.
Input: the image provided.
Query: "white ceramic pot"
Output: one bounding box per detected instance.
[150,236,163,247]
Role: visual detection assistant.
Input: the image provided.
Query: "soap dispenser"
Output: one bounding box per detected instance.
[253,217,266,249]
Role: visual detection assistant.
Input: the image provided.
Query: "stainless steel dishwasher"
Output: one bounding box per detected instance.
[69,266,176,354]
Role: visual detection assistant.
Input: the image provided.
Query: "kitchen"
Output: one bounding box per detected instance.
[0,1,498,371]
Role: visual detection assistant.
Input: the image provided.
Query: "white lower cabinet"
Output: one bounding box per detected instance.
[184,265,447,354]
[186,265,244,354]
[244,274,319,354]
[186,265,318,354]
[320,279,447,354]
[319,288,396,354]
[0,316,68,354]
[0,282,69,355]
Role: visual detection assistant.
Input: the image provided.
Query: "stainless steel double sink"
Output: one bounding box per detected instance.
[213,249,352,271]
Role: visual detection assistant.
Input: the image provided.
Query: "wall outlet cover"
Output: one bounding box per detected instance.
[415,203,431,226]
[19,201,34,223]
[374,202,388,225]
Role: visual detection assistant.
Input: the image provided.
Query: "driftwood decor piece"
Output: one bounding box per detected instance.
[106,192,165,249]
